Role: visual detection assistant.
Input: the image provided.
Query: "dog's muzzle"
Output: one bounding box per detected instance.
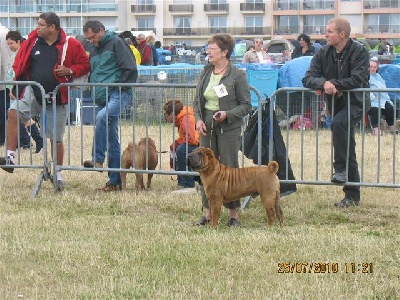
[187,152,200,170]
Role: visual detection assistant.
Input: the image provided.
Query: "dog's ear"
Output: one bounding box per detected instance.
[204,148,214,160]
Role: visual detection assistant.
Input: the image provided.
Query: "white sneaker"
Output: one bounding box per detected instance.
[171,187,197,195]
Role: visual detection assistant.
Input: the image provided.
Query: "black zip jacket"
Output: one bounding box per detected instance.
[302,38,370,112]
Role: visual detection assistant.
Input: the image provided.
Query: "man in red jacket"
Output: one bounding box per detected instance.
[136,33,154,66]
[0,12,90,191]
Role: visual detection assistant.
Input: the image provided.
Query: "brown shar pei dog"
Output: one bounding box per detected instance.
[121,137,158,191]
[187,147,283,228]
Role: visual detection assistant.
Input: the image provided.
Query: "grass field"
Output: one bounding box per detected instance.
[0,124,399,299]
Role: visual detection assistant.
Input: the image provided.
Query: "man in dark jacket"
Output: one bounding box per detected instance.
[302,17,370,208]
[83,20,137,192]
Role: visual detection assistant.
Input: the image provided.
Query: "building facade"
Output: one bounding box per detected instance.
[0,0,399,46]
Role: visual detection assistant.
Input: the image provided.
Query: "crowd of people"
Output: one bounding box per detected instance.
[0,13,398,226]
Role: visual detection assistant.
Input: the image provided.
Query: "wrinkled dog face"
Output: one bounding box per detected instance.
[187,147,210,171]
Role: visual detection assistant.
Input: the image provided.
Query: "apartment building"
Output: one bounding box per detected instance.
[0,0,399,46]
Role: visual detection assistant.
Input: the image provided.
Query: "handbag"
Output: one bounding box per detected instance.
[61,36,88,86]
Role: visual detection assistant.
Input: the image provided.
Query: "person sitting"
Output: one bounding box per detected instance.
[378,38,391,55]
[368,59,398,135]
[163,100,200,194]
[291,33,315,59]
[242,38,271,64]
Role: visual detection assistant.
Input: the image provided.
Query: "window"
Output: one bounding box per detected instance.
[137,17,155,31]
[367,14,399,33]
[138,0,154,4]
[174,17,192,35]
[209,16,227,33]
[245,16,263,34]
[69,0,82,12]
[210,0,227,3]
[276,16,299,34]
[304,15,333,34]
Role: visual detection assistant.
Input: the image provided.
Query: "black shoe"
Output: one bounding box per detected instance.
[27,124,43,153]
[20,143,32,149]
[227,218,240,227]
[334,195,360,208]
[0,156,15,173]
[195,216,210,226]
[331,171,347,183]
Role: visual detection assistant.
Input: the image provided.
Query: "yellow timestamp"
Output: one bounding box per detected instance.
[277,262,373,274]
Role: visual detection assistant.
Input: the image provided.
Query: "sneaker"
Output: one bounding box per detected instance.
[334,195,360,208]
[83,160,104,172]
[171,187,197,194]
[227,218,240,227]
[195,216,210,226]
[97,181,121,192]
[0,156,15,173]
[55,180,66,192]
[331,171,347,183]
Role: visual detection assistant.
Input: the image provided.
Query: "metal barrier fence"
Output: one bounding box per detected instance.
[1,81,400,197]
[0,81,51,196]
[270,87,399,189]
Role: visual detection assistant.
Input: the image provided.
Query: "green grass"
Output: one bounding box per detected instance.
[0,125,399,299]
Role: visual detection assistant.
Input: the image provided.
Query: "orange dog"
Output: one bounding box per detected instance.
[121,137,158,191]
[187,147,283,227]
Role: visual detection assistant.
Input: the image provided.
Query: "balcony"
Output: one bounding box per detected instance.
[363,0,399,8]
[130,28,157,35]
[239,2,265,12]
[204,3,229,13]
[131,5,156,14]
[169,4,194,14]
[163,26,272,36]
[364,24,400,33]
[301,1,334,10]
[274,2,299,10]
[303,25,325,35]
[274,26,300,35]
[274,1,334,10]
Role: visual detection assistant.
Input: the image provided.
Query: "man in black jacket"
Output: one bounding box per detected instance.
[302,17,370,208]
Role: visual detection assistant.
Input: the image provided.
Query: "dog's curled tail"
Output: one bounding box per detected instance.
[267,161,279,174]
[127,142,135,151]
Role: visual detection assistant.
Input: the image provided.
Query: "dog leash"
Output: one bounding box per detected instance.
[209,118,214,148]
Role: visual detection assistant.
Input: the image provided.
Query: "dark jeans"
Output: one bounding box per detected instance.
[175,143,198,188]
[0,89,10,145]
[0,88,31,147]
[331,105,362,200]
[368,102,395,128]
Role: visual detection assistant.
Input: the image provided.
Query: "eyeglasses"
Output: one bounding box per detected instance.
[85,32,99,42]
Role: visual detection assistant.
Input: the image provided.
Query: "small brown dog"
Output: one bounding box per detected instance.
[187,147,283,227]
[121,137,158,191]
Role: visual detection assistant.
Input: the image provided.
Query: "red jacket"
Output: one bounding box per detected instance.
[13,28,90,104]
[137,40,153,66]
